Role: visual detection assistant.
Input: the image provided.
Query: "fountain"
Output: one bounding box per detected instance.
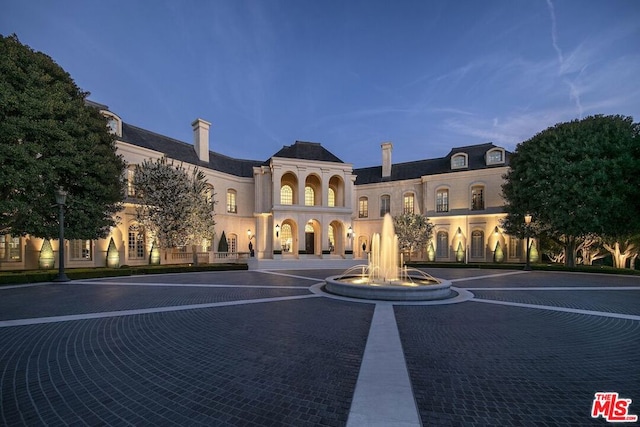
[324,214,453,301]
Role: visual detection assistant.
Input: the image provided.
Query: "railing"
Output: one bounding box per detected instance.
[212,252,250,263]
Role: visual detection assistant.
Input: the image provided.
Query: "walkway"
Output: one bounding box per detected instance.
[0,269,639,426]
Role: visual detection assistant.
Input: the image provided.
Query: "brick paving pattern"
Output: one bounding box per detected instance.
[0,268,639,426]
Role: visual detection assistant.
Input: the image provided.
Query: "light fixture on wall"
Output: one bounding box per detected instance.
[247,229,254,240]
[457,227,462,236]
[275,223,280,238]
[494,226,500,235]
[347,226,353,239]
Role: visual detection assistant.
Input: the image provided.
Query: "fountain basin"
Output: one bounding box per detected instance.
[324,275,453,301]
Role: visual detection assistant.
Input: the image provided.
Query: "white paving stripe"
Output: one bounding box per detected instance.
[472,298,640,321]
[464,286,640,291]
[0,294,320,328]
[254,270,326,281]
[449,270,528,282]
[347,303,421,427]
[80,281,309,289]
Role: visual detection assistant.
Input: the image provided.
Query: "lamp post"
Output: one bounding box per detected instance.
[247,229,255,257]
[54,187,70,282]
[524,214,532,271]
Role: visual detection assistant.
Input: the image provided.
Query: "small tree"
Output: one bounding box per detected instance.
[217,231,229,253]
[134,156,215,250]
[393,213,434,261]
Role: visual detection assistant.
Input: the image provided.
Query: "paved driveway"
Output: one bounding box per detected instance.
[1,269,639,426]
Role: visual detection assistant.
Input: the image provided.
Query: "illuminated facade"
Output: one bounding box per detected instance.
[1,104,530,270]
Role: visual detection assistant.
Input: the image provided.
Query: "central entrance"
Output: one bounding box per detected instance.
[305,232,315,254]
[304,222,316,255]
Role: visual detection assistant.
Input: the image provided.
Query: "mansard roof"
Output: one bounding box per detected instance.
[354,142,510,185]
[121,123,262,178]
[267,141,344,164]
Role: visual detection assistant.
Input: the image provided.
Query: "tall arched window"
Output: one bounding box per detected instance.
[281,224,292,253]
[226,189,237,213]
[403,193,415,214]
[436,189,449,212]
[281,185,293,205]
[471,230,484,258]
[305,186,315,206]
[128,224,145,259]
[359,197,369,218]
[328,225,335,252]
[471,185,485,210]
[380,195,390,216]
[436,231,449,258]
[328,188,336,207]
[228,234,238,253]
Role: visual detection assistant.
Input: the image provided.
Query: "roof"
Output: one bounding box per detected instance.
[121,123,262,178]
[354,142,510,185]
[266,141,344,164]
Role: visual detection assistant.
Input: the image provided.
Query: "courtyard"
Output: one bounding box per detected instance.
[0,268,639,426]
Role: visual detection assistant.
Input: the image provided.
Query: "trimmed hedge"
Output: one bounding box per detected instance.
[0,263,248,285]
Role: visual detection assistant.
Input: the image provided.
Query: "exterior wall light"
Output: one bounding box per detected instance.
[275,224,280,238]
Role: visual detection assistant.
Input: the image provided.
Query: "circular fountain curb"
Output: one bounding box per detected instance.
[324,275,454,301]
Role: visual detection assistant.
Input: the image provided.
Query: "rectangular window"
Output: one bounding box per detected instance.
[403,194,414,214]
[227,191,237,213]
[509,236,521,258]
[471,187,484,210]
[127,168,136,197]
[436,190,449,213]
[380,195,390,217]
[488,150,503,163]
[359,198,369,218]
[8,236,20,261]
[70,239,92,260]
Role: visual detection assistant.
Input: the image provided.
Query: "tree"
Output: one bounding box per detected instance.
[134,156,215,250]
[501,115,640,267]
[393,213,434,261]
[0,34,126,240]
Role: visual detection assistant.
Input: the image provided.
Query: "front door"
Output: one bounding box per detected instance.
[305,232,315,254]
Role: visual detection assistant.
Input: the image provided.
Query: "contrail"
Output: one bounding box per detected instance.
[546,0,564,65]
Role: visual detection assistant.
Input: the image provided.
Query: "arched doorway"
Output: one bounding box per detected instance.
[304,219,321,256]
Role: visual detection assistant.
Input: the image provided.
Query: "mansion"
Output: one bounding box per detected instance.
[1,103,528,270]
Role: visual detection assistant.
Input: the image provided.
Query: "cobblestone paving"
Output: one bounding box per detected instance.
[1,269,639,426]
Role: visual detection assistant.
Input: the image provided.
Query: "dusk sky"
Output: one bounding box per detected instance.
[3,0,639,168]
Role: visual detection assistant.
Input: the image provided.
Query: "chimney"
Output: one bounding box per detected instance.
[381,142,393,178]
[191,118,211,163]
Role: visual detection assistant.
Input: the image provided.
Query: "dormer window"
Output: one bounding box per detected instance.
[103,112,122,137]
[486,148,505,165]
[451,153,468,169]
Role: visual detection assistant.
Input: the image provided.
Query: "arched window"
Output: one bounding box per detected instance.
[436,189,449,212]
[281,185,293,205]
[127,166,136,197]
[328,225,335,252]
[305,186,315,206]
[227,189,237,213]
[436,231,449,258]
[228,234,237,253]
[328,188,336,207]
[128,224,145,259]
[403,193,415,214]
[359,197,369,218]
[451,153,468,169]
[471,185,485,210]
[471,230,484,258]
[281,224,292,253]
[380,195,390,216]
[509,235,521,258]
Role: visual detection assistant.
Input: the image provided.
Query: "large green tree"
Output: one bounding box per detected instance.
[134,156,215,250]
[0,34,126,239]
[501,115,640,267]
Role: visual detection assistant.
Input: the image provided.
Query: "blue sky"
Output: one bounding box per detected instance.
[3,0,639,168]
